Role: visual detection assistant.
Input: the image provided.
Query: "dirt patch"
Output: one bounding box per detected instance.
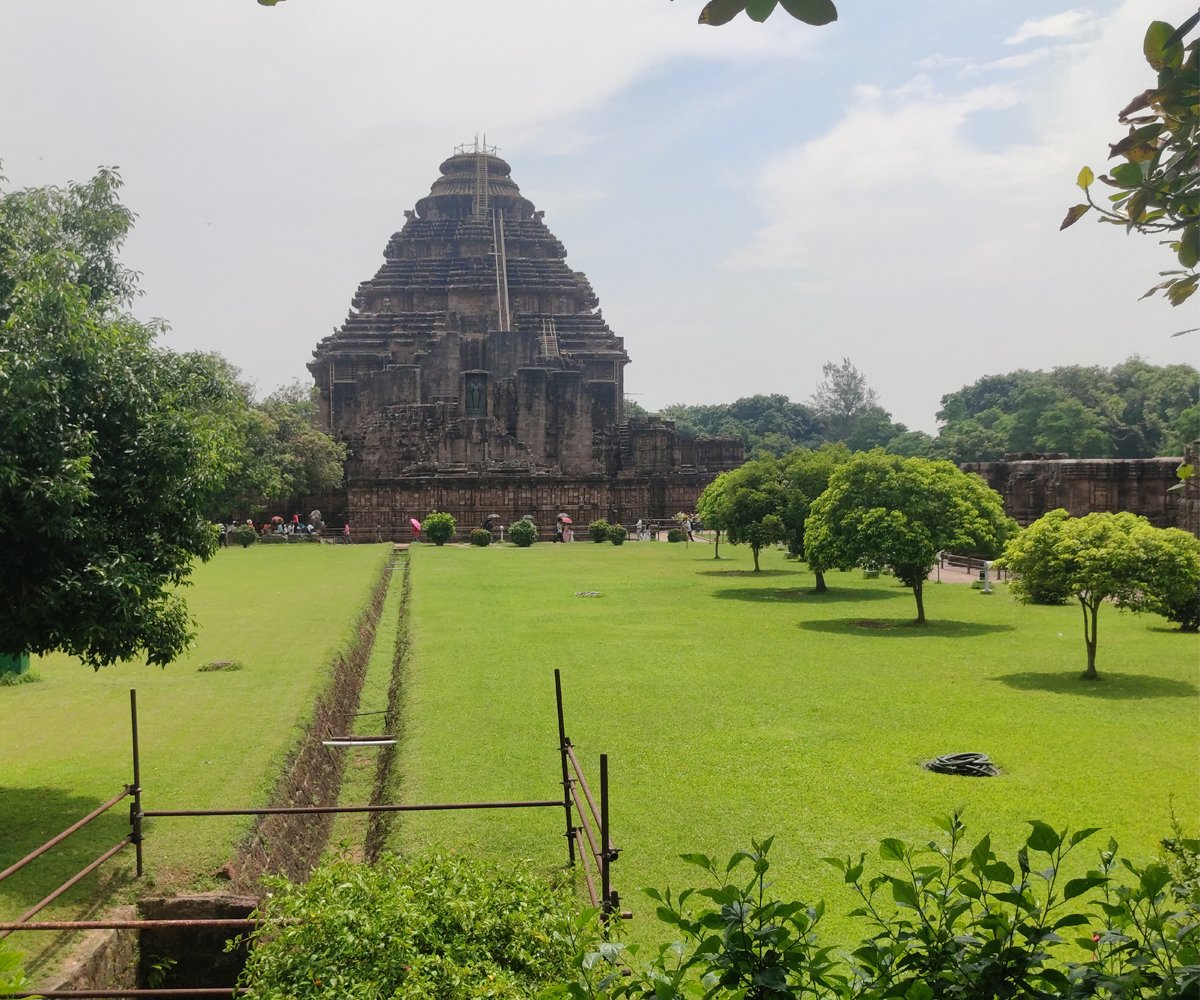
[852,619,893,629]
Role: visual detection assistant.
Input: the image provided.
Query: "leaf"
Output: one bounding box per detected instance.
[698,0,748,26]
[680,853,716,874]
[1026,820,1063,853]
[778,0,838,26]
[1060,204,1090,230]
[879,838,907,862]
[904,982,934,1000]
[745,0,778,22]
[1175,223,1199,270]
[1139,862,1171,897]
[1064,875,1108,900]
[890,878,919,909]
[1109,162,1144,187]
[1144,20,1184,71]
[1069,827,1102,847]
[1076,166,1095,190]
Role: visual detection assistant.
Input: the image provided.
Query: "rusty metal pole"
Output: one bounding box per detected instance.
[600,752,611,920]
[130,689,143,877]
[554,669,576,865]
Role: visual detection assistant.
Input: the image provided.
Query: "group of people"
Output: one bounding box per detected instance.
[214,512,334,546]
[553,513,574,543]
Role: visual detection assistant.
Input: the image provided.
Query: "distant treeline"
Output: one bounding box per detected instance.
[630,357,1199,463]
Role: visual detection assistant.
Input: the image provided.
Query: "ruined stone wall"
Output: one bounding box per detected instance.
[344,471,724,540]
[963,455,1186,530]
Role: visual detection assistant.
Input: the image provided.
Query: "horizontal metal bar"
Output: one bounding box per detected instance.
[0,788,130,885]
[144,800,561,817]
[0,838,131,939]
[321,739,396,747]
[0,990,247,998]
[0,918,271,931]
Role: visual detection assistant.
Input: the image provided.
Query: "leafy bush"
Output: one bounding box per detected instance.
[588,518,611,543]
[667,528,685,543]
[469,527,493,547]
[546,815,1200,1000]
[508,519,537,547]
[424,511,456,546]
[606,524,627,546]
[232,524,257,548]
[239,852,575,999]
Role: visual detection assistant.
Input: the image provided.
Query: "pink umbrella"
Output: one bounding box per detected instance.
[410,517,421,540]
[558,514,572,524]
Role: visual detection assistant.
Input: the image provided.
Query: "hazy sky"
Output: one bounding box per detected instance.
[3,0,1196,432]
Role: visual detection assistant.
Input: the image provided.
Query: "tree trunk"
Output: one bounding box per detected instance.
[714,530,722,559]
[752,544,761,572]
[912,579,926,625]
[814,569,827,594]
[1081,597,1099,680]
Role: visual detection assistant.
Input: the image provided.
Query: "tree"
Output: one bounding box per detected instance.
[805,452,1013,624]
[999,510,1164,680]
[777,444,850,592]
[1062,15,1200,307]
[1135,524,1200,632]
[0,169,224,667]
[695,471,732,559]
[712,458,786,571]
[809,358,879,443]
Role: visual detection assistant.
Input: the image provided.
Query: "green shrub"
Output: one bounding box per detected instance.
[469,528,492,547]
[508,519,537,547]
[424,511,456,546]
[232,524,257,548]
[239,852,575,999]
[550,816,1200,1000]
[606,524,627,546]
[588,519,610,543]
[667,528,684,543]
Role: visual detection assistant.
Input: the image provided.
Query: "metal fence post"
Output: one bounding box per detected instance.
[554,669,576,865]
[130,689,143,877]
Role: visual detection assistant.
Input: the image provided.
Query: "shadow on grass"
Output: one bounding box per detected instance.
[993,671,1198,699]
[698,569,804,578]
[0,787,132,909]
[798,618,1016,638]
[713,587,899,604]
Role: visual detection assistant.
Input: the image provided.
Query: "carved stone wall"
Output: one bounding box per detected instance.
[963,454,1188,530]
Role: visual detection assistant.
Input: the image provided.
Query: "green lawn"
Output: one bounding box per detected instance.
[391,540,1200,942]
[0,543,391,933]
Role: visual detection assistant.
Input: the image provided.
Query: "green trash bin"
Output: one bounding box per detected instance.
[0,651,30,676]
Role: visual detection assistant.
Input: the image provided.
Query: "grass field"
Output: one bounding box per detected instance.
[390,539,1200,942]
[0,543,391,938]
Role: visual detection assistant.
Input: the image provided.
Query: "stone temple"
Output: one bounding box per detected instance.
[309,142,742,538]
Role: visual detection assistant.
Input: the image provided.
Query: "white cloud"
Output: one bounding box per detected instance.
[1005,9,1092,45]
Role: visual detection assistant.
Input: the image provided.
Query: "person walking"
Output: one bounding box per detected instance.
[343,521,351,543]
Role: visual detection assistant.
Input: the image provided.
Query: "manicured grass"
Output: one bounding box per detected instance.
[0,543,391,934]
[391,540,1199,943]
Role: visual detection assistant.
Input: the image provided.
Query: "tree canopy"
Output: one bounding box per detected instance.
[0,170,223,666]
[697,457,786,571]
[997,510,1197,679]
[805,452,1013,624]
[1063,15,1199,307]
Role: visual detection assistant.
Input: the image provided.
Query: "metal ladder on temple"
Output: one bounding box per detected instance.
[538,318,561,363]
[473,149,489,218]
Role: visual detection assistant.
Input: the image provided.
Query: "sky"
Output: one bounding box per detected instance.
[2,0,1196,433]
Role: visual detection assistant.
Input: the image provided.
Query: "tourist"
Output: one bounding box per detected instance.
[636,517,644,541]
[684,516,694,542]
[343,521,351,543]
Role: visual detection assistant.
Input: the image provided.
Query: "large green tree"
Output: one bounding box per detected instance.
[1063,15,1199,307]
[203,375,346,518]
[0,169,227,667]
[777,444,850,592]
[709,457,786,572]
[805,452,1013,624]
[998,510,1172,679]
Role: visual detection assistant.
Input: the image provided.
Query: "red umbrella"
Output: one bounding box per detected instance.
[559,514,572,524]
[410,518,421,530]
